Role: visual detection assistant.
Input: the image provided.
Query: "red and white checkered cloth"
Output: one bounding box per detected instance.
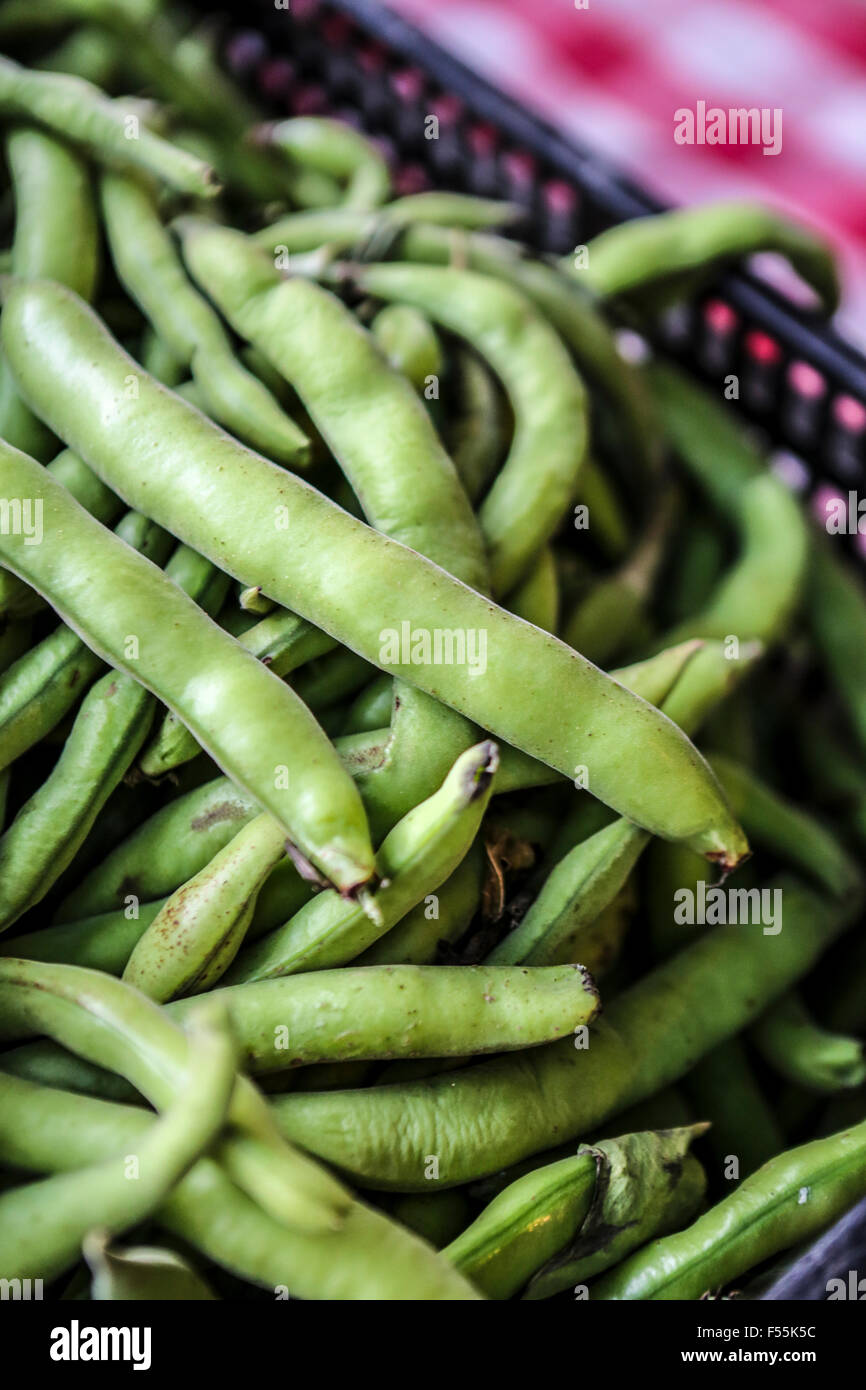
[391,0,866,340]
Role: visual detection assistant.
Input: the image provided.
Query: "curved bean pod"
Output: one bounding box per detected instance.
[0,440,375,894]
[123,813,289,1002]
[0,126,99,463]
[0,54,218,196]
[663,473,808,648]
[335,259,588,594]
[751,991,866,1093]
[2,278,748,868]
[0,998,236,1281]
[575,201,839,311]
[100,171,310,467]
[6,126,99,296]
[255,116,390,211]
[396,224,665,483]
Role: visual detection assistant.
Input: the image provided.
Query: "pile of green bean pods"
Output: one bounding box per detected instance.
[0,0,865,1305]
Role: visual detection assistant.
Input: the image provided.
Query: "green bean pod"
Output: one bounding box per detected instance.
[0,55,218,196]
[55,777,260,922]
[662,473,808,648]
[167,961,600,1073]
[99,171,310,467]
[255,116,391,211]
[271,878,855,1188]
[6,126,99,296]
[490,640,760,965]
[576,201,839,311]
[370,302,443,392]
[138,609,337,777]
[396,224,665,484]
[709,751,860,897]
[684,1037,785,1178]
[0,1071,481,1300]
[447,345,506,505]
[0,508,171,774]
[0,126,99,462]
[0,669,153,931]
[446,1125,705,1301]
[751,991,866,1093]
[336,259,589,594]
[2,278,748,868]
[0,537,229,929]
[0,998,236,1281]
[123,813,290,1002]
[252,192,523,257]
[592,1119,866,1299]
[225,741,498,981]
[0,440,375,895]
[0,901,164,974]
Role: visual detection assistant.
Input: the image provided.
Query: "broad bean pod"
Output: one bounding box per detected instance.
[99,171,311,467]
[0,54,218,196]
[0,438,376,895]
[1,278,748,868]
